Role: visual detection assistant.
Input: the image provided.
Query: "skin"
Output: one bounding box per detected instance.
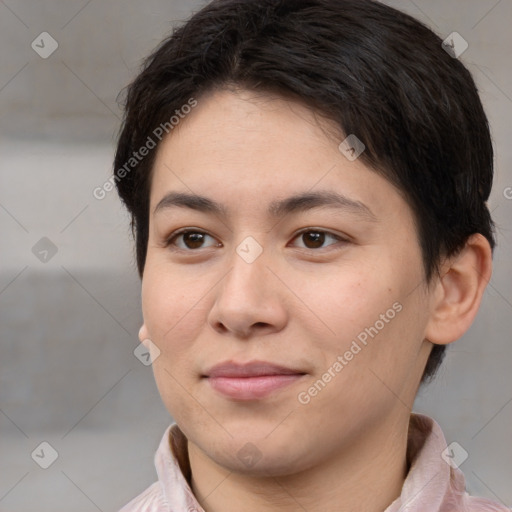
[138,87,492,512]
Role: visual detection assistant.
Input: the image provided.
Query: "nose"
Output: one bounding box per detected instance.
[207,243,288,339]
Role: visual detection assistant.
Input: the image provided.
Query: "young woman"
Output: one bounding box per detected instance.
[113,1,507,510]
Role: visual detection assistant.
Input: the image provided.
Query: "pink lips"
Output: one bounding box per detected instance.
[203,361,306,400]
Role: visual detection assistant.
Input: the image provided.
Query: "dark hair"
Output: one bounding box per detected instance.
[113,0,496,384]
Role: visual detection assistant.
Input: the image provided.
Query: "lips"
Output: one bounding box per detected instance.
[204,361,305,378]
[203,360,306,400]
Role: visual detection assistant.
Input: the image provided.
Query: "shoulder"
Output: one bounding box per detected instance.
[460,495,511,512]
[400,414,510,512]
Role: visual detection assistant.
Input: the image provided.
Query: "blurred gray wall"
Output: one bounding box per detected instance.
[1,1,511,511]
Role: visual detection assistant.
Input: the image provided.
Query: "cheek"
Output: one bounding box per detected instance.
[141,265,206,364]
[300,264,397,347]
[297,261,422,387]
[141,267,208,422]
[314,279,428,415]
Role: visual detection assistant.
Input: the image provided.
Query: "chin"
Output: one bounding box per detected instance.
[198,430,313,477]
[216,449,305,478]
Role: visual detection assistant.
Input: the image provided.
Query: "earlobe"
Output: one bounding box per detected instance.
[425,233,492,345]
[139,324,150,343]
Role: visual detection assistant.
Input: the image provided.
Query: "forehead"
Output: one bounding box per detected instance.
[151,88,340,179]
[149,88,410,227]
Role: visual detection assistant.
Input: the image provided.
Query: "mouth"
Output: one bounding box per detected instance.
[202,360,307,400]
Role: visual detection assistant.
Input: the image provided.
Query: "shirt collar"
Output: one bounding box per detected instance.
[152,413,497,512]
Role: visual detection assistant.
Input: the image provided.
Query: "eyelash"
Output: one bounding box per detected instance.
[164,228,349,253]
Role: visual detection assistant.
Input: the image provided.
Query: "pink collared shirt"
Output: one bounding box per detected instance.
[119,413,509,512]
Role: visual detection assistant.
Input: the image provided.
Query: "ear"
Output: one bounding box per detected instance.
[139,324,150,345]
[425,233,492,345]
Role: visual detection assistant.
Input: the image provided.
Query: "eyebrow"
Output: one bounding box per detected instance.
[153,190,377,222]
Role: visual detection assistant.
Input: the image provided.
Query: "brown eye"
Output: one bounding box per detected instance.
[182,232,206,249]
[301,231,325,249]
[166,230,220,251]
[292,230,345,250]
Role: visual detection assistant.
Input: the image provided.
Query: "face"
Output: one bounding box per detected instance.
[140,88,435,476]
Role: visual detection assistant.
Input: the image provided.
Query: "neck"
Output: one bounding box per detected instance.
[188,411,410,512]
